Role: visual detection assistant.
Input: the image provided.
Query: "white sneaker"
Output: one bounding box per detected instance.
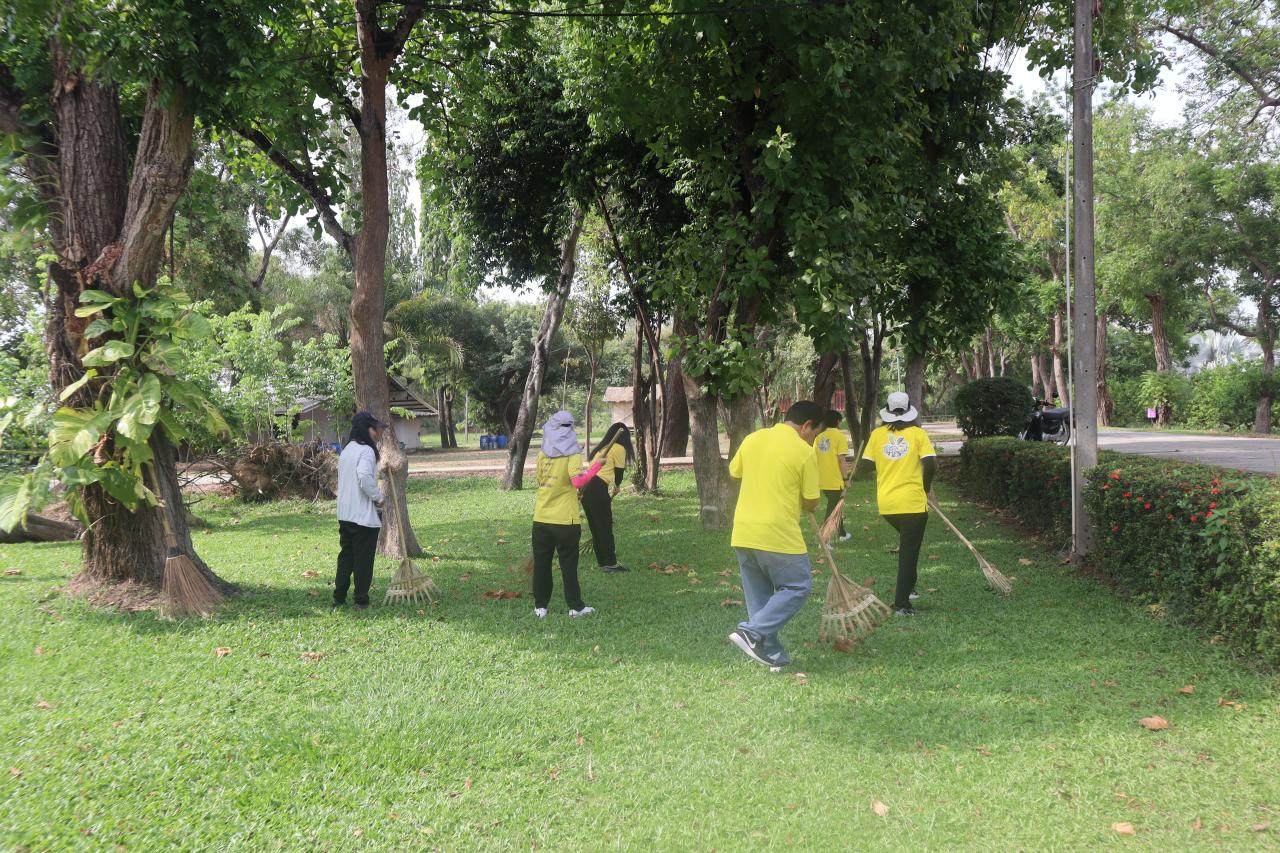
[533,607,548,619]
[568,607,595,618]
[839,533,853,542]
[909,591,920,600]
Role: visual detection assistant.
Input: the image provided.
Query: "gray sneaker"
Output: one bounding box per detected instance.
[729,629,772,667]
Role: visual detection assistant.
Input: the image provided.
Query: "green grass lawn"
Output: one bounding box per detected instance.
[2,474,1278,850]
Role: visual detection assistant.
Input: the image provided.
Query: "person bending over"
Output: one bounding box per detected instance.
[854,392,937,616]
[580,422,633,573]
[726,401,824,669]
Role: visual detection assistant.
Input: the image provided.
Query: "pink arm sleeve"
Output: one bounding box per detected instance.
[571,459,605,489]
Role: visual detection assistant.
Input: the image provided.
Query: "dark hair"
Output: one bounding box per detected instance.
[592,422,634,464]
[349,420,381,460]
[824,409,842,429]
[785,400,825,429]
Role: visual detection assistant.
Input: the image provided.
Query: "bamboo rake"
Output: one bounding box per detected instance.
[382,470,440,605]
[809,514,890,645]
[927,496,1012,595]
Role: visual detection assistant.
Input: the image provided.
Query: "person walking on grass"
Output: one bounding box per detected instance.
[815,409,852,542]
[853,392,937,617]
[334,411,386,610]
[532,411,608,619]
[727,400,825,670]
[580,422,633,573]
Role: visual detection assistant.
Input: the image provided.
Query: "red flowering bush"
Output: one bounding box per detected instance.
[958,437,1280,664]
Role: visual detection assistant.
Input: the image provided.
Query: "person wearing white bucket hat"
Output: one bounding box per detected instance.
[854,392,937,616]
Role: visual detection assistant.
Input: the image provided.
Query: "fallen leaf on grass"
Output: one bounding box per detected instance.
[1251,823,1270,832]
[792,673,809,685]
[871,800,890,817]
[862,578,877,587]
[720,599,744,607]
[927,554,940,561]
[1018,558,1034,566]
[35,700,50,710]
[4,568,21,576]
[9,767,21,778]
[717,569,732,577]
[34,646,46,656]
[547,767,560,781]
[215,647,232,658]
[833,637,854,653]
[1137,716,1169,731]
[300,570,319,578]
[1111,822,1136,836]
[1103,680,1119,687]
[1192,818,1202,830]
[481,589,522,600]
[1217,698,1245,710]
[576,734,585,746]
[299,651,326,662]
[1177,685,1195,695]
[459,571,472,581]
[306,591,318,597]
[926,587,938,593]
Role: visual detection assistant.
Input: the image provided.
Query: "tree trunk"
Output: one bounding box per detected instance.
[684,372,730,529]
[42,49,229,601]
[839,348,865,453]
[660,338,690,457]
[502,209,584,489]
[445,389,457,448]
[984,327,996,378]
[1256,340,1275,434]
[630,318,653,491]
[905,350,926,416]
[812,350,840,408]
[583,352,598,462]
[1096,312,1114,426]
[1030,354,1043,399]
[1051,309,1070,409]
[1038,352,1055,402]
[1148,293,1173,373]
[859,327,884,440]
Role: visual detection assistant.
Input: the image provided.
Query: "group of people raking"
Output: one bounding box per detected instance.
[329,392,937,673]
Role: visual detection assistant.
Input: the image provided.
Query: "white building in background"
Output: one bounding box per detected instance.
[269,375,439,450]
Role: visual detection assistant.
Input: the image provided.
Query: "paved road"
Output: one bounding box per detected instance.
[926,423,1280,476]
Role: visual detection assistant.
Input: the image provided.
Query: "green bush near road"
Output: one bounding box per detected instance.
[954,377,1033,438]
[958,437,1280,664]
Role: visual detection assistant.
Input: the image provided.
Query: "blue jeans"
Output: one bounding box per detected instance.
[734,548,813,662]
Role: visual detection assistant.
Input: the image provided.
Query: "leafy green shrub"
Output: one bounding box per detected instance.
[1138,370,1191,422]
[1185,362,1268,432]
[957,437,1280,664]
[1106,376,1146,427]
[954,378,1033,439]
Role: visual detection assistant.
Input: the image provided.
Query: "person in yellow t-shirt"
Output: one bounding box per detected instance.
[580,422,633,574]
[855,392,937,616]
[532,411,608,619]
[814,409,852,542]
[726,401,824,670]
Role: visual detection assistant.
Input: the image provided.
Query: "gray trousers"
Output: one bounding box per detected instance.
[734,547,813,662]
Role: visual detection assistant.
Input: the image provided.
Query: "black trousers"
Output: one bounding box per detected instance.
[822,489,848,537]
[580,477,618,566]
[531,521,585,610]
[883,512,928,610]
[335,520,379,605]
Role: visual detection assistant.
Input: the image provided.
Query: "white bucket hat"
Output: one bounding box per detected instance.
[879,391,919,423]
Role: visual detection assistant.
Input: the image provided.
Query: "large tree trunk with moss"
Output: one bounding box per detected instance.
[1097,312,1114,426]
[39,49,229,603]
[1256,339,1275,434]
[502,209,583,490]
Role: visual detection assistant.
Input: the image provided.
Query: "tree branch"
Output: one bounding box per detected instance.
[388,3,426,57]
[236,125,353,254]
[1203,283,1257,338]
[1158,22,1280,109]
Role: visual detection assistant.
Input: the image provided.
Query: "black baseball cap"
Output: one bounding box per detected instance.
[352,410,388,430]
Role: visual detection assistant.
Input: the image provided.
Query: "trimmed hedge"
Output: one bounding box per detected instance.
[954,377,1033,438]
[958,437,1280,665]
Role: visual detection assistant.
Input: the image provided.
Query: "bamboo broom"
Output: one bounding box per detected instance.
[927,495,1012,595]
[382,470,440,605]
[809,514,890,646]
[151,466,225,619]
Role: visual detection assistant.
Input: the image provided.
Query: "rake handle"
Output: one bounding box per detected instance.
[926,496,987,566]
[808,512,845,579]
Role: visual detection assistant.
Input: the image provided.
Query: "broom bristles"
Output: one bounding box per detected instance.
[820,568,891,644]
[818,498,845,544]
[980,557,1013,595]
[384,555,440,605]
[162,552,225,618]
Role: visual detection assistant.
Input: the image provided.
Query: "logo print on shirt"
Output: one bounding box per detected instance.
[882,435,909,460]
[818,437,831,453]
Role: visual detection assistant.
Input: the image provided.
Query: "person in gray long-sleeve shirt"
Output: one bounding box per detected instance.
[333,411,387,608]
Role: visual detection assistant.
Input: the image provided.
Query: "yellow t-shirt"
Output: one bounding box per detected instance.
[729,423,820,555]
[814,427,850,491]
[533,453,581,525]
[593,443,627,486]
[861,425,937,515]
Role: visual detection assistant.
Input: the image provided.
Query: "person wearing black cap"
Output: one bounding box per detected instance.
[334,411,387,609]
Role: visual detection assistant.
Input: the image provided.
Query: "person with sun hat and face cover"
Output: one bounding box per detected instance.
[854,391,937,616]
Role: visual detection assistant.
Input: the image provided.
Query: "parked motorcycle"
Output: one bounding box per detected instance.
[1022,399,1071,445]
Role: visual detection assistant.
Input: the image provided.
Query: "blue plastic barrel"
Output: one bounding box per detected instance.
[496,434,509,449]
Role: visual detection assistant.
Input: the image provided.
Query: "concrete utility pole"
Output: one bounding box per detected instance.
[1071,0,1099,559]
